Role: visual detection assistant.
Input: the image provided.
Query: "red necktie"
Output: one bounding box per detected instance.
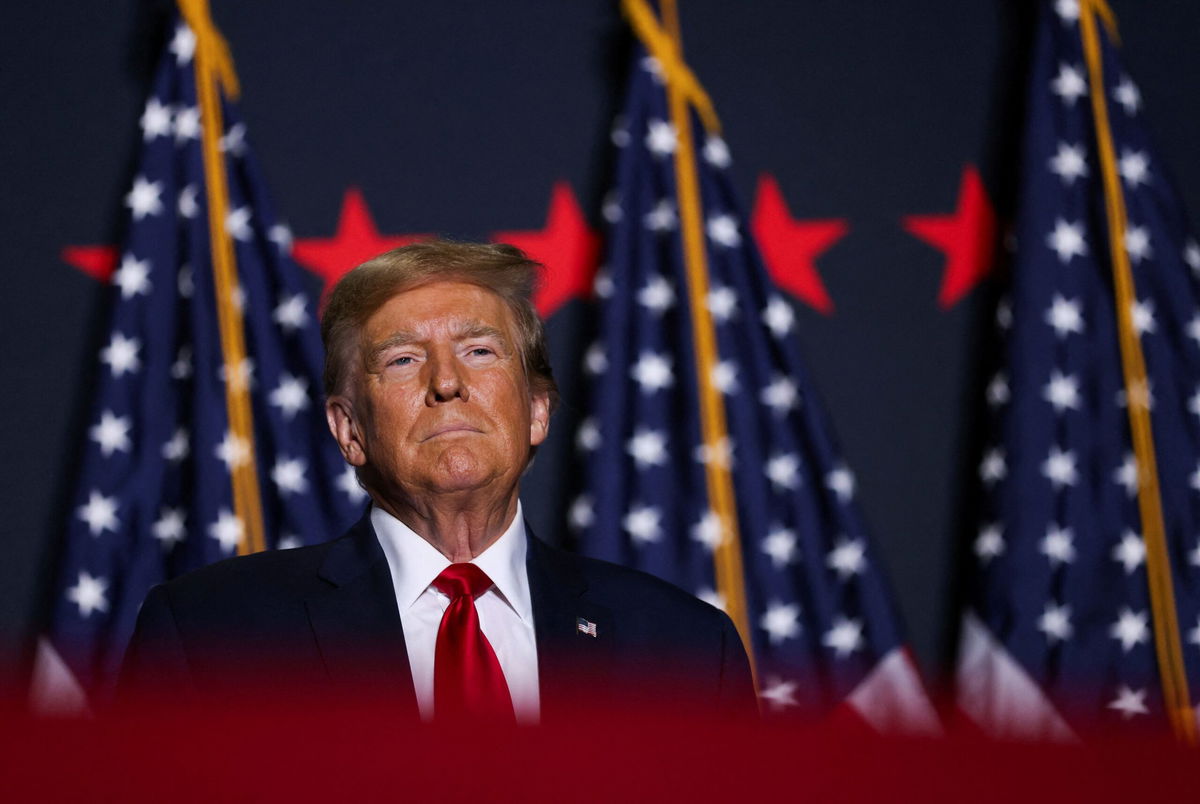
[431,563,514,721]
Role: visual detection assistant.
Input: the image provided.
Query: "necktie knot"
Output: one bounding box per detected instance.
[433,563,494,600]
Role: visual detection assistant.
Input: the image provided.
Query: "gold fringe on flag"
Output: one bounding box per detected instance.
[1079,0,1195,743]
[178,0,266,556]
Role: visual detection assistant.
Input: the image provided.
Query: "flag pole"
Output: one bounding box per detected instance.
[623,0,756,681]
[178,0,266,556]
[1079,0,1195,743]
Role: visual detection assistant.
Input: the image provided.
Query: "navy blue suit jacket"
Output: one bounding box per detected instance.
[121,513,756,719]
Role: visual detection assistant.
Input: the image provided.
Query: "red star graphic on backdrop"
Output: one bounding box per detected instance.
[292,187,429,291]
[750,174,847,315]
[902,164,997,309]
[492,181,599,318]
[62,245,118,282]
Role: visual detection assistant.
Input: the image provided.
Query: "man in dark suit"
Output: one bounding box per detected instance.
[121,241,755,721]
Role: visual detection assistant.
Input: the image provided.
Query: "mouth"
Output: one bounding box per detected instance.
[421,424,482,441]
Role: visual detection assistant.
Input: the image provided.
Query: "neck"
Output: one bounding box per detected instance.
[373,492,519,563]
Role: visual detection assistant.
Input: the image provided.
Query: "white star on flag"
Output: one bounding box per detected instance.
[219,123,247,156]
[140,97,173,140]
[1113,454,1139,496]
[1054,0,1079,22]
[762,296,794,337]
[225,206,253,241]
[1043,370,1081,413]
[760,601,801,645]
[1118,149,1150,187]
[169,23,196,65]
[691,510,726,551]
[987,372,1011,406]
[277,534,304,550]
[695,588,726,612]
[693,436,733,469]
[100,332,142,377]
[268,373,310,419]
[1108,686,1149,718]
[1046,218,1088,262]
[702,135,731,168]
[706,284,739,322]
[643,199,678,232]
[706,214,741,248]
[208,508,244,554]
[172,105,201,143]
[626,428,668,469]
[639,56,665,83]
[271,457,310,495]
[568,494,594,530]
[710,360,739,395]
[644,119,677,156]
[975,524,1005,564]
[268,223,294,252]
[826,466,855,501]
[762,525,797,568]
[219,357,256,392]
[630,351,674,393]
[1045,294,1085,337]
[979,448,1007,485]
[1188,315,1200,348]
[760,375,799,415]
[178,184,199,218]
[1050,63,1087,105]
[602,189,624,223]
[1038,601,1073,643]
[765,452,800,491]
[827,537,866,579]
[125,175,164,220]
[1110,608,1149,652]
[215,431,251,471]
[1124,227,1152,265]
[89,410,132,457]
[1112,531,1146,574]
[152,507,186,548]
[623,504,662,545]
[1129,298,1156,335]
[823,616,864,658]
[1048,141,1088,184]
[113,254,152,299]
[1042,446,1078,488]
[758,677,798,711]
[273,293,309,333]
[584,342,608,375]
[1112,76,1141,115]
[636,274,676,312]
[1184,240,1200,272]
[161,427,190,462]
[66,571,109,618]
[576,417,601,452]
[77,490,119,536]
[1040,524,1076,565]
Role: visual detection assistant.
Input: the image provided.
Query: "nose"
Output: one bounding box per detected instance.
[425,348,469,405]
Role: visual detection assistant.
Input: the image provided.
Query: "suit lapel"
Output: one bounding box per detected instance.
[526,534,613,718]
[305,513,418,715]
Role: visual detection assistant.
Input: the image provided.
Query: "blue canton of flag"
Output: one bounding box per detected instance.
[958,0,1200,738]
[571,17,936,731]
[33,15,366,711]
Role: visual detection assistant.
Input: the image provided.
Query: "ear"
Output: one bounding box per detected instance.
[528,389,550,447]
[326,395,368,467]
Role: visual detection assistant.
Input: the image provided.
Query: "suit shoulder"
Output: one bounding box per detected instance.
[537,540,727,625]
[155,540,337,612]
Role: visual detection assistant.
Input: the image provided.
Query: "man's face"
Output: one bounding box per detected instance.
[326,281,550,506]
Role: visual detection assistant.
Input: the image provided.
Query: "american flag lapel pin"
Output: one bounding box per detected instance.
[576,617,598,637]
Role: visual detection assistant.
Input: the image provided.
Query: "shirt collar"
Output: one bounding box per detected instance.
[371,503,531,622]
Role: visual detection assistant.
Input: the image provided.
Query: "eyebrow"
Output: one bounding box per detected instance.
[365,321,511,366]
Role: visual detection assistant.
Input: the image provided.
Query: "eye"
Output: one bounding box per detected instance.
[388,355,416,366]
[469,347,493,357]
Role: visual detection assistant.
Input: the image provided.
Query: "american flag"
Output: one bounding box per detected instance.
[571,1,936,730]
[32,14,365,711]
[958,0,1200,738]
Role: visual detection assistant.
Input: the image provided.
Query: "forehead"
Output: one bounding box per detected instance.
[364,280,515,341]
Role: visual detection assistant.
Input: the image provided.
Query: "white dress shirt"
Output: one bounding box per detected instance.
[371,504,540,723]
